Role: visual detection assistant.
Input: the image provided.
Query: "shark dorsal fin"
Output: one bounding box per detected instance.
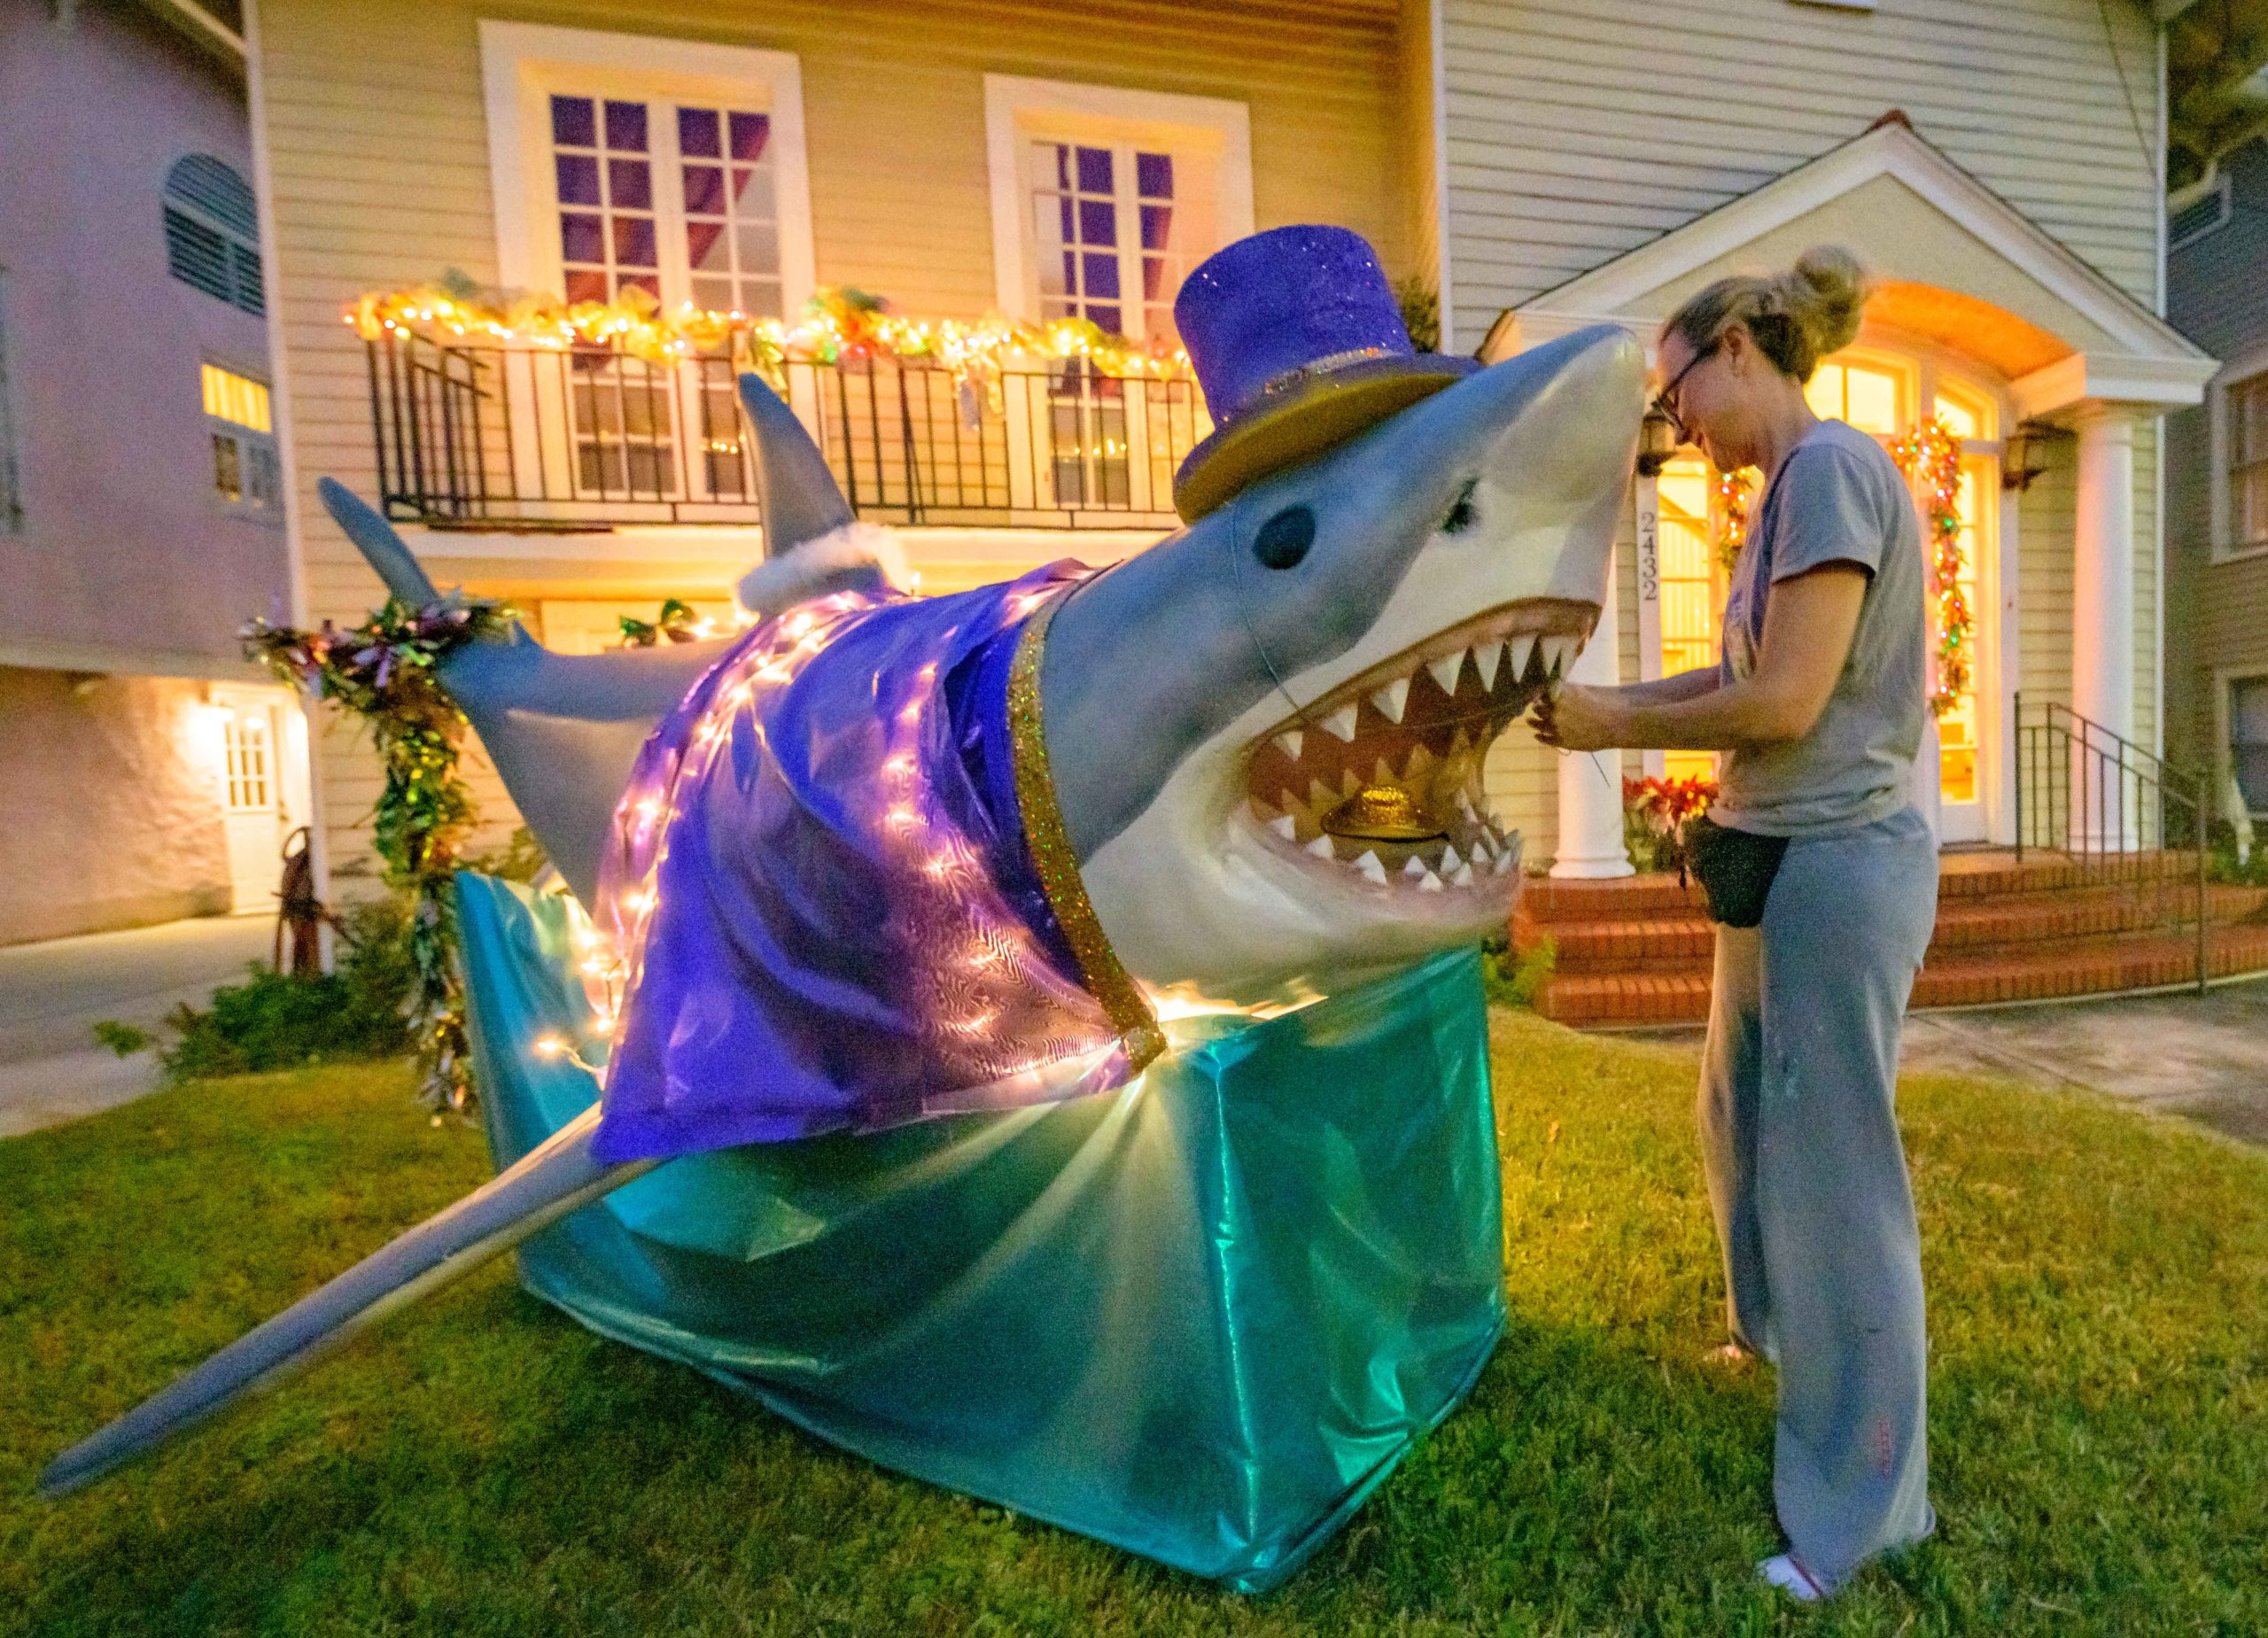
[739,374,854,555]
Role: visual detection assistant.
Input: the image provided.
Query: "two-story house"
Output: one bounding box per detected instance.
[0,0,309,944]
[2166,131,2268,838]
[247,0,2254,1015]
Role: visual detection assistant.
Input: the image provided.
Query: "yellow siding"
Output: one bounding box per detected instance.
[255,0,1414,879]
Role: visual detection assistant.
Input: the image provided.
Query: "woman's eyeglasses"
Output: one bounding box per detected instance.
[1651,338,1722,445]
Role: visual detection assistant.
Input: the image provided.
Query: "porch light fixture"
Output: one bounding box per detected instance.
[1635,404,1682,477]
[2001,423,2056,492]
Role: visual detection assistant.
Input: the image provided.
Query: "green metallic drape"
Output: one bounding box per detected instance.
[456,873,1503,1591]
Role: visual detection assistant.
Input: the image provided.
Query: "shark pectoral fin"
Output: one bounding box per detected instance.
[37,1106,655,1499]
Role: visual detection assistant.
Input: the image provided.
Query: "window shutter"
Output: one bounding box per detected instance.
[162,155,265,316]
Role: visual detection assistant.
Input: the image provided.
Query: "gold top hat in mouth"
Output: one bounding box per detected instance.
[1321,783,1449,842]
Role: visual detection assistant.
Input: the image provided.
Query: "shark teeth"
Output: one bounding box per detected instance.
[1371,677,1410,724]
[1274,729,1302,761]
[1320,703,1359,741]
[1306,835,1336,861]
[1541,635,1576,679]
[1472,641,1502,692]
[1269,812,1297,842]
[1354,850,1388,885]
[1427,651,1465,695]
[1504,633,1535,686]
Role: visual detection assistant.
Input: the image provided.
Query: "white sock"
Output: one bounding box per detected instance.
[1758,1554,1826,1603]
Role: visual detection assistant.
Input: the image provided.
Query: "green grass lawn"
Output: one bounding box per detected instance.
[3,1012,2264,1636]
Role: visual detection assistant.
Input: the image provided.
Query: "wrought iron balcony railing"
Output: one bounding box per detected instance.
[365,330,1208,532]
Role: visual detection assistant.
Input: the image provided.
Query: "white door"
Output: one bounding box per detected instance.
[220,703,286,912]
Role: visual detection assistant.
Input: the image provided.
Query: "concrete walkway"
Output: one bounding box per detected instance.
[0,915,274,1137]
[1899,977,2268,1146]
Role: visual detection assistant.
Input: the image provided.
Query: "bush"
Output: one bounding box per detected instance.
[158,897,416,1084]
[1623,773,1718,876]
[90,1021,152,1058]
[1481,934,1555,1009]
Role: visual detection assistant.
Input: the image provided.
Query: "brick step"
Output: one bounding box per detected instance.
[1530,923,2268,1028]
[1526,881,2268,974]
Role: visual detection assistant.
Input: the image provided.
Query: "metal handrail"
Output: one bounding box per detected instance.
[2012,691,2210,993]
[364,330,1204,532]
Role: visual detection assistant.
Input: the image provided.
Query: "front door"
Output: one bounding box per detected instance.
[219,700,287,913]
[1644,355,2005,842]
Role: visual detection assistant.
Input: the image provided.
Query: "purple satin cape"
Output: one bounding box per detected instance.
[587,564,1140,1163]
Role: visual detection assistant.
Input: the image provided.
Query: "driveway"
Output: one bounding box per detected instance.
[0,915,273,1137]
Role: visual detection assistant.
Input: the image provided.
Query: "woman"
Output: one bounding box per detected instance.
[1532,246,1937,1602]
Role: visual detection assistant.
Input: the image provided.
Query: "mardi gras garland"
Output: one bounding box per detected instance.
[1891,417,1968,718]
[1713,466,1751,575]
[243,596,518,1112]
[346,280,1195,417]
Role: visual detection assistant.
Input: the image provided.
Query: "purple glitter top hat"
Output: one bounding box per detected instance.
[1170,226,1474,521]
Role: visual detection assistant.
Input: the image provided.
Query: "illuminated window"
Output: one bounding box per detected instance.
[1805,359,1903,434]
[222,713,272,811]
[203,363,279,513]
[1657,458,1722,783]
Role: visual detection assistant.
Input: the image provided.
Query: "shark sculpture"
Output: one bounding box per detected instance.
[41,321,1643,1502]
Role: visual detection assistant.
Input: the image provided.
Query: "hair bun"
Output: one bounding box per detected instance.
[1780,245,1868,367]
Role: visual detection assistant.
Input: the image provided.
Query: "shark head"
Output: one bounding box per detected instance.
[1045,323,1643,1005]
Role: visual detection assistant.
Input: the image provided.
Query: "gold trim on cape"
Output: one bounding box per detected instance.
[1006,594,1166,1075]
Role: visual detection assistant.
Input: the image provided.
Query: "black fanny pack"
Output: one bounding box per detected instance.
[1680,813,1790,928]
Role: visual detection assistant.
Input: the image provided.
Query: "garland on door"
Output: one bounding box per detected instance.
[1891,416,1968,718]
[1713,466,1751,575]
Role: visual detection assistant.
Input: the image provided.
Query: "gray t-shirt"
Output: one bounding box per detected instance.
[1711,418,1926,837]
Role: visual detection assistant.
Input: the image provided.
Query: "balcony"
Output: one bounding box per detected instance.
[365,330,1208,533]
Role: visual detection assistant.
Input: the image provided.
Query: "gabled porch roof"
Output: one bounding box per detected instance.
[1493,114,2217,421]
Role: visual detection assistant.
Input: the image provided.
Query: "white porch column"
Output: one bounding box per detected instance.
[2070,406,2137,849]
[1550,559,1634,878]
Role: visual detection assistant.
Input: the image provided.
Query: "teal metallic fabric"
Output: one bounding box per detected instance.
[456,873,1504,1590]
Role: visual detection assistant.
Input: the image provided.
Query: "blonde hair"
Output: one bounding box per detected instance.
[1659,246,1868,384]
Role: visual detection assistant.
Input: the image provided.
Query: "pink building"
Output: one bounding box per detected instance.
[0,0,308,944]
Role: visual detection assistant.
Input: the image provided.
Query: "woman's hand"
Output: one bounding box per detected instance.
[1529,682,1620,752]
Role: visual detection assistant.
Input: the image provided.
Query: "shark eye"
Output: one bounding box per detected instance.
[1253,506,1315,570]
[1441,479,1480,536]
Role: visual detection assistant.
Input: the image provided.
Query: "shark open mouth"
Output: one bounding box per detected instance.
[1245,597,1598,893]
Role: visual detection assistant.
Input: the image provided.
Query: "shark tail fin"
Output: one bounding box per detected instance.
[317,479,531,642]
[38,1106,654,1498]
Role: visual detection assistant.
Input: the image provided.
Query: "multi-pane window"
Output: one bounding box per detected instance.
[547,92,784,499]
[1027,140,1200,343]
[2230,370,2268,552]
[1805,360,1902,436]
[163,155,264,316]
[548,94,782,314]
[203,362,279,513]
[1024,137,1212,508]
[222,713,273,812]
[1656,458,1723,784]
[678,107,778,317]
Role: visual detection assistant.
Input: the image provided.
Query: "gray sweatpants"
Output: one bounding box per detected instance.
[1697,803,1938,1593]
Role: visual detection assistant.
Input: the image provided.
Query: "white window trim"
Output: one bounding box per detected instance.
[2215,664,2268,827]
[2208,339,2268,566]
[983,74,1254,323]
[478,20,816,314]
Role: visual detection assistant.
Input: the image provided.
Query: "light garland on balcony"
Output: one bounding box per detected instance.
[1891,416,1968,719]
[346,280,1196,408]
